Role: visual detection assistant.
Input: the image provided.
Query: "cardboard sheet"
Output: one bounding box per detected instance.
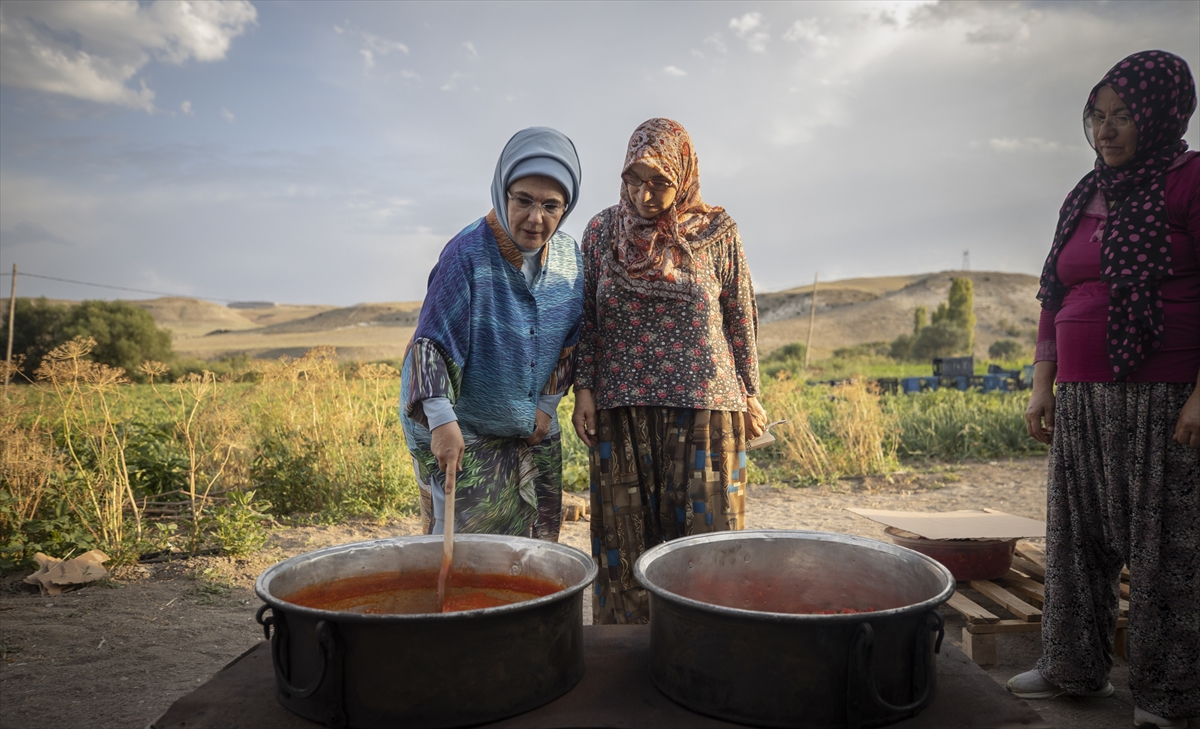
[846,508,1046,541]
[23,550,110,594]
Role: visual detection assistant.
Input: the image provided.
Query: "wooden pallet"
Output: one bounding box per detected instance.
[945,541,1130,666]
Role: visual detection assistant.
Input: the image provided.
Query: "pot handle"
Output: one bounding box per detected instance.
[256,605,347,728]
[845,609,944,729]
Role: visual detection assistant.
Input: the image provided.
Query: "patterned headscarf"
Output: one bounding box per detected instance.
[1037,50,1196,381]
[612,118,732,300]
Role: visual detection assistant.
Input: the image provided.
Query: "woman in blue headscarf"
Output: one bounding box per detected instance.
[400,127,584,541]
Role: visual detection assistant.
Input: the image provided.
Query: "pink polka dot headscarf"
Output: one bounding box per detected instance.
[1036,50,1197,381]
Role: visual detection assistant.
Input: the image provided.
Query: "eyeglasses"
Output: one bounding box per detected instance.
[1083,111,1135,146]
[507,191,565,217]
[1086,111,1134,130]
[621,172,675,192]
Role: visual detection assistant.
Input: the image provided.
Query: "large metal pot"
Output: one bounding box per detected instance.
[254,534,596,729]
[634,530,955,729]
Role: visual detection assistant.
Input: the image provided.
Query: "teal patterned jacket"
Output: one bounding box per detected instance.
[400,214,583,449]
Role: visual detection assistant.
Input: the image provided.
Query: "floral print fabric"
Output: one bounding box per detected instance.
[575,206,760,411]
[612,118,734,301]
[1037,50,1198,380]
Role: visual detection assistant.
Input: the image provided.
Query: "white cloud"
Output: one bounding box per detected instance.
[339,24,407,73]
[987,137,1061,153]
[704,33,728,54]
[729,12,769,52]
[463,41,479,58]
[783,18,832,49]
[362,31,408,58]
[180,100,194,115]
[220,107,236,123]
[440,71,467,92]
[663,66,687,77]
[0,0,256,112]
[729,12,762,35]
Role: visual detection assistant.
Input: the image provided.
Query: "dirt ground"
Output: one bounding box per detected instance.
[0,457,1055,729]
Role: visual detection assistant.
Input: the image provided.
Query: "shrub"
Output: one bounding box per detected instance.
[886,389,1043,460]
[760,342,808,379]
[909,322,970,361]
[988,339,1025,360]
[557,391,589,492]
[2,298,175,382]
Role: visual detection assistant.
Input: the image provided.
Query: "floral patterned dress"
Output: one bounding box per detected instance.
[575,205,760,623]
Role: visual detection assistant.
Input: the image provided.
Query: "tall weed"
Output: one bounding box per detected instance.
[886,389,1043,460]
[34,337,141,557]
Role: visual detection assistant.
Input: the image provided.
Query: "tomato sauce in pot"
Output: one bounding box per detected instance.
[283,571,563,615]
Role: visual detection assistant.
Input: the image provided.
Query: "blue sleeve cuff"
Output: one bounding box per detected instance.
[537,393,564,417]
[423,397,458,431]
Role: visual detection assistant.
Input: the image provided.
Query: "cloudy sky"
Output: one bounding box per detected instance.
[1,1,1197,306]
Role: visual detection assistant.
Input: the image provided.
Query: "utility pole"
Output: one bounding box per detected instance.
[803,272,818,369]
[5,264,15,395]
[962,249,970,271]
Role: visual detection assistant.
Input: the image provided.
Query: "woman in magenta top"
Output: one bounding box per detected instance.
[1011,51,1200,727]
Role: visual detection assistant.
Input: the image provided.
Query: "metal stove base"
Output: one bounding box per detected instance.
[152,624,1049,729]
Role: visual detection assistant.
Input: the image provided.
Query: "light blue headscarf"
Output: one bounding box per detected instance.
[490,127,582,240]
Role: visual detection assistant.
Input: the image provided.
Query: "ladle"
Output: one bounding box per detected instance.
[436,467,456,612]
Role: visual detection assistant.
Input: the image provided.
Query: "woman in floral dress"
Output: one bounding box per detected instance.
[572,118,767,624]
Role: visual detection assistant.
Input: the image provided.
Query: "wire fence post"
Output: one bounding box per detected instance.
[803,272,818,369]
[5,263,16,395]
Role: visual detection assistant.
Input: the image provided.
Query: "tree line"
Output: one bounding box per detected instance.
[3,298,198,382]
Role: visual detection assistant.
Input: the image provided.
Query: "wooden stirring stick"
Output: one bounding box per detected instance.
[436,467,456,612]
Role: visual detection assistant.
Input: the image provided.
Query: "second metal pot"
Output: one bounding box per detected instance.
[635,530,955,729]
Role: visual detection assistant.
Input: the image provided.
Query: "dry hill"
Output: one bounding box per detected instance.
[15,271,1039,363]
[756,270,1041,359]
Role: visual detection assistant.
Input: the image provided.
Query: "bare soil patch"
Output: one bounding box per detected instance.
[0,457,1050,729]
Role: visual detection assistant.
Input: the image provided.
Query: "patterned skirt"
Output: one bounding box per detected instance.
[412,432,564,541]
[1037,381,1199,718]
[589,407,748,624]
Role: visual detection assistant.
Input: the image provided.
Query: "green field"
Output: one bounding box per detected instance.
[1,340,1042,570]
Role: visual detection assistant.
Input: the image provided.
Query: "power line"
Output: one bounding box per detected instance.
[0,271,237,303]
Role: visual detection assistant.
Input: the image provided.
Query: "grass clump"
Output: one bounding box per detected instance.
[1,343,418,571]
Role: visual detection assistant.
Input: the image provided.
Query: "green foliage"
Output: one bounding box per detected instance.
[1,348,418,571]
[57,301,173,381]
[891,278,976,362]
[250,433,331,514]
[946,278,976,353]
[761,342,808,379]
[2,298,175,382]
[832,342,891,359]
[988,339,1025,360]
[557,391,589,492]
[124,423,190,497]
[909,322,971,361]
[751,374,1045,484]
[171,354,259,382]
[2,297,71,379]
[210,490,271,557]
[889,334,914,361]
[885,390,1045,460]
[0,488,101,572]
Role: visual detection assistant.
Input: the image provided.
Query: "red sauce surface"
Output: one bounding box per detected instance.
[283,570,562,615]
[673,573,895,615]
